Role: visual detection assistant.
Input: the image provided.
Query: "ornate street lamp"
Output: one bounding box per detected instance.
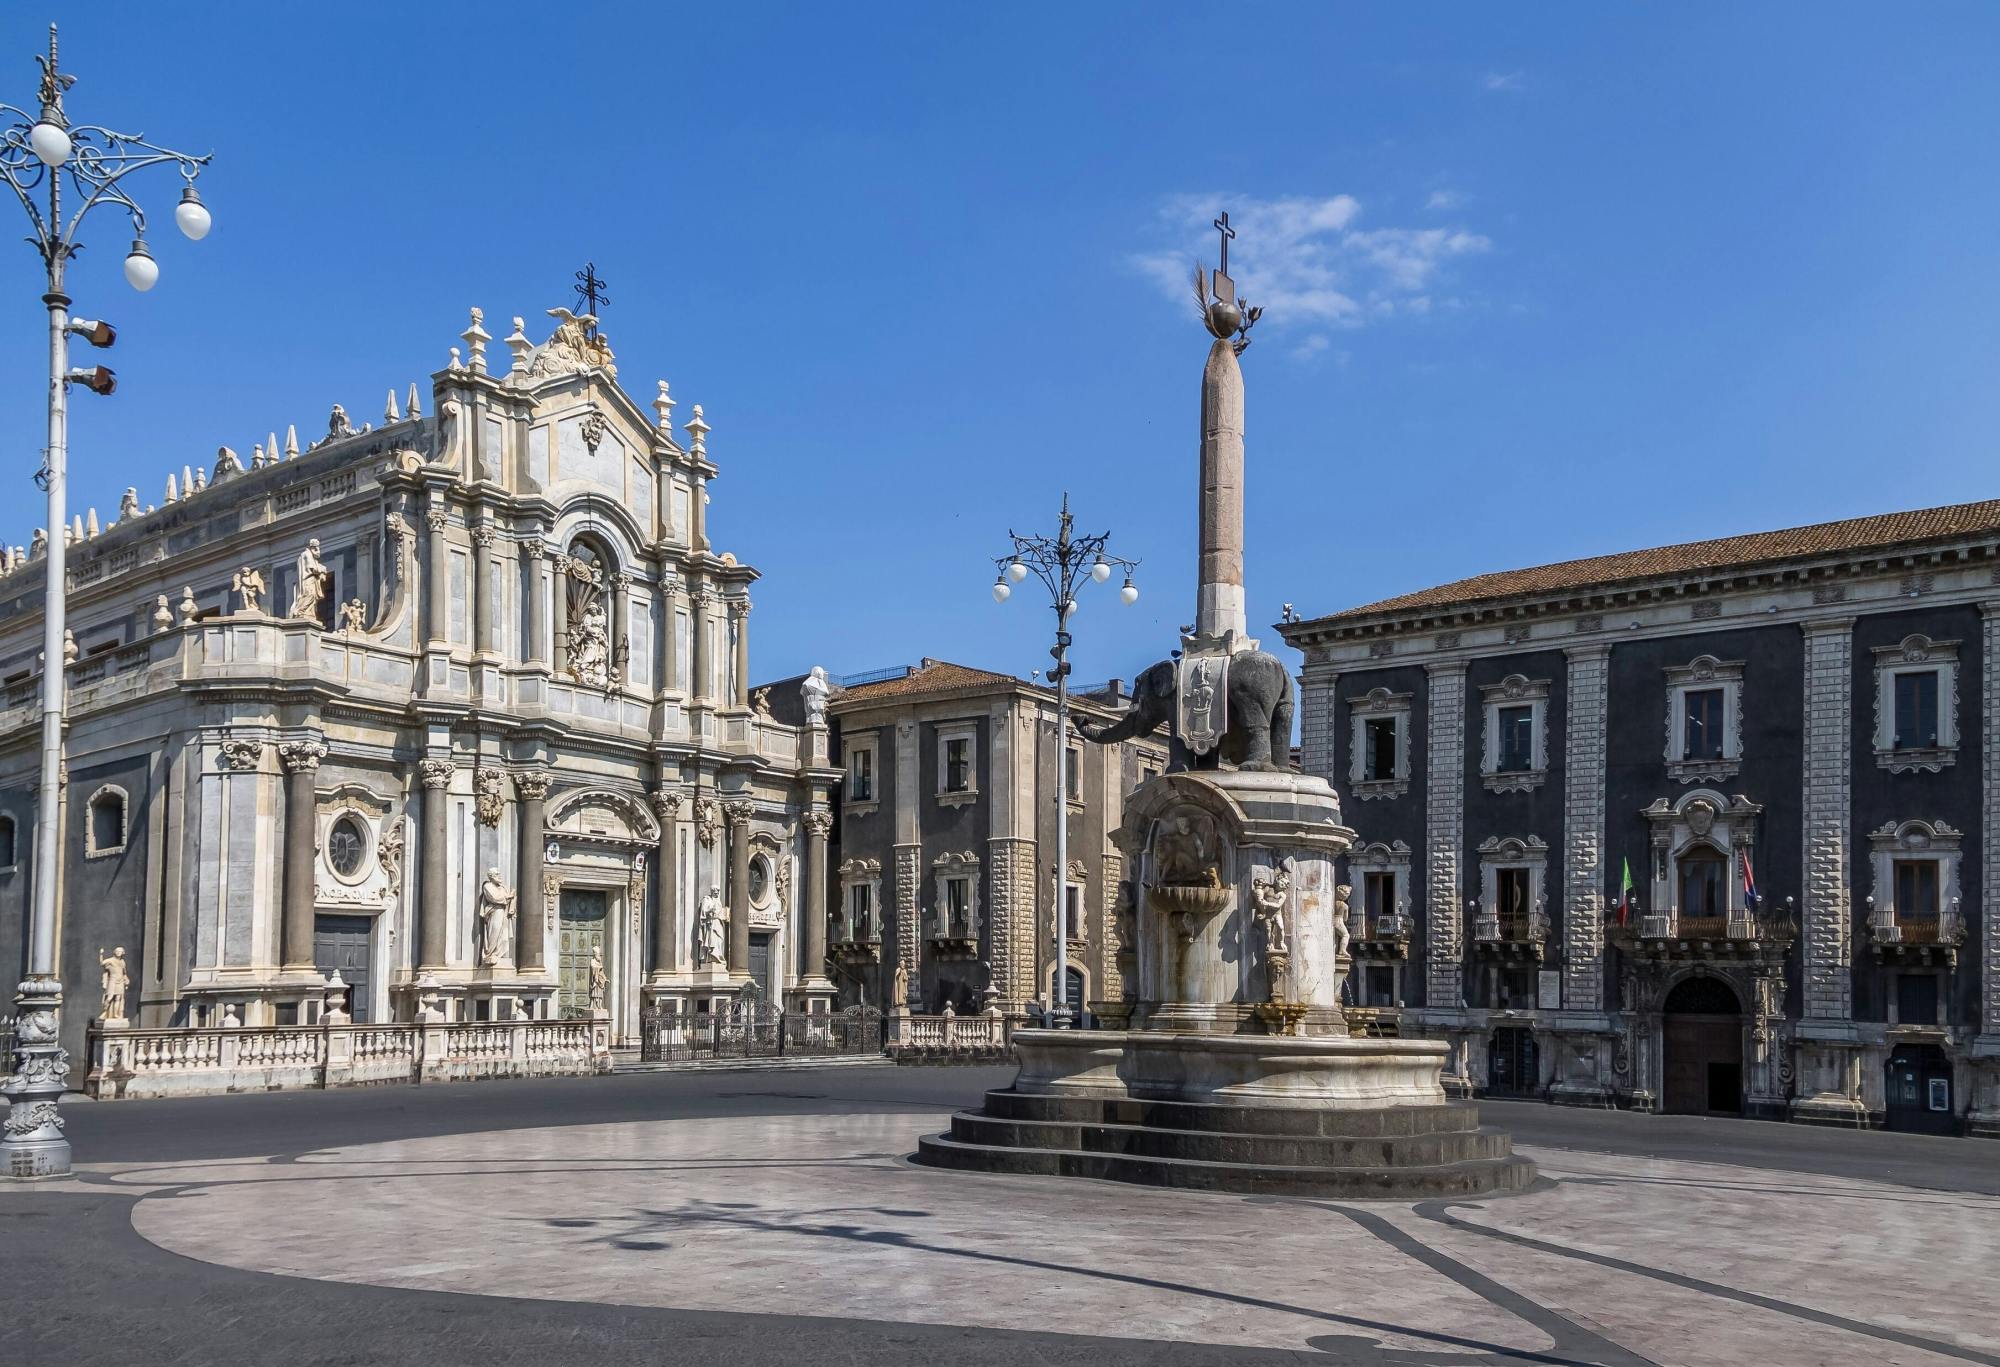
[2,25,213,1180]
[990,494,1137,1028]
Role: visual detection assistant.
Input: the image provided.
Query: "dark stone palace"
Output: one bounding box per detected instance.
[1278,498,1999,1135]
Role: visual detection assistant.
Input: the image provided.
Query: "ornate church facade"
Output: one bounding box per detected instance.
[0,307,839,1080]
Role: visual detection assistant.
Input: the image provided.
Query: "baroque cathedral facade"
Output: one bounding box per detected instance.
[1280,499,2000,1135]
[0,307,839,1081]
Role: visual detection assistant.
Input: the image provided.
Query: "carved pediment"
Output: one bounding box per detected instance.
[544,788,660,845]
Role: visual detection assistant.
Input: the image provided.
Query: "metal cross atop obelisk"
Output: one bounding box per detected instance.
[574,262,610,338]
[1212,211,1236,301]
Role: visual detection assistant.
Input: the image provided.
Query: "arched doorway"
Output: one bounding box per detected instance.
[1662,975,1742,1115]
[1884,1044,1955,1135]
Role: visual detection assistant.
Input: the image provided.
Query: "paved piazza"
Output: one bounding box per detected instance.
[6,1067,1999,1366]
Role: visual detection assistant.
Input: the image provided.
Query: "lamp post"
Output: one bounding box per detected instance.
[1,25,212,1180]
[990,494,1138,1028]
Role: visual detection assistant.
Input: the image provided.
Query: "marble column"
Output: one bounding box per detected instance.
[660,581,680,695]
[690,589,711,704]
[424,504,450,649]
[471,522,496,656]
[552,555,571,677]
[515,770,550,972]
[417,758,454,970]
[731,600,751,707]
[278,739,328,970]
[610,573,631,687]
[726,800,753,974]
[650,791,682,974]
[523,541,548,667]
[802,807,832,982]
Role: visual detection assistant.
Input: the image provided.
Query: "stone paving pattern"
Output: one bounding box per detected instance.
[4,1065,1998,1366]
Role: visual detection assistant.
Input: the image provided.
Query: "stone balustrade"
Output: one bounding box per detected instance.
[86,1014,611,1100]
[889,1007,1011,1061]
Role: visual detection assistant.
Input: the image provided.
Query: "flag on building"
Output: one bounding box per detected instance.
[1618,856,1634,925]
[1740,847,1760,912]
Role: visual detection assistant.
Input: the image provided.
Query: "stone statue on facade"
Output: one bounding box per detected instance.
[1250,867,1291,957]
[476,870,516,968]
[802,665,833,725]
[98,946,129,1022]
[893,961,910,1011]
[752,687,773,719]
[1332,883,1353,961]
[695,888,726,967]
[289,538,332,621]
[530,308,618,380]
[338,598,368,633]
[588,944,607,1011]
[1153,813,1222,890]
[231,565,266,614]
[568,597,611,688]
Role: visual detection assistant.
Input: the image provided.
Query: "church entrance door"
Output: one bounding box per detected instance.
[558,889,609,1019]
[313,914,373,1024]
[1662,976,1742,1115]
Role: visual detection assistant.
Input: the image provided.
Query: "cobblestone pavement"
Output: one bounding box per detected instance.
[5,1065,1998,1366]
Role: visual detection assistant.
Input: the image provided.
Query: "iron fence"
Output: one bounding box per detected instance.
[639,1004,883,1064]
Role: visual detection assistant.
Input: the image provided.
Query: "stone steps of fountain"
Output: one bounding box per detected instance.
[977,1089,1483,1138]
[914,1128,1538,1199]
[947,1110,1515,1169]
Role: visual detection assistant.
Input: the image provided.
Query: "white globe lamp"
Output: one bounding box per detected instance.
[174,186,211,241]
[29,119,70,167]
[123,239,159,292]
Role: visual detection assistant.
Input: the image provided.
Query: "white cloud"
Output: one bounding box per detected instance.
[1483,70,1526,92]
[1290,333,1331,362]
[1131,193,1491,333]
[1425,189,1464,211]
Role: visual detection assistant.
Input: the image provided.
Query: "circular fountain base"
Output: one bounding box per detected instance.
[913,1029,1536,1198]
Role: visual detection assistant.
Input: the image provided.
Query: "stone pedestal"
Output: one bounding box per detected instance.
[1790,1028,1869,1127]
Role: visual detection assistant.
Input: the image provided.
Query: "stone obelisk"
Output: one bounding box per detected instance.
[1191,211,1258,656]
[1196,337,1248,648]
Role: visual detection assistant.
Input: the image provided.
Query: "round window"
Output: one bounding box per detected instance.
[327,815,368,879]
[748,854,771,906]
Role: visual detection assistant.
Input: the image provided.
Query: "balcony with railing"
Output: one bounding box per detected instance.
[1867,895,1964,965]
[1470,897,1552,960]
[1622,896,1798,958]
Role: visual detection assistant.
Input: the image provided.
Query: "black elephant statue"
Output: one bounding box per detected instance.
[1077,649,1293,772]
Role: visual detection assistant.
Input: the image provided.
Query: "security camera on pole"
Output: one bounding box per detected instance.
[1,25,214,1180]
[989,497,1139,1027]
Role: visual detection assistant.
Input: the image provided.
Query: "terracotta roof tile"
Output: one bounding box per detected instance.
[831,660,1023,702]
[1308,497,2000,625]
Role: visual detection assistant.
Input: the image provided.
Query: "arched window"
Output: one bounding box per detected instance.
[86,785,129,858]
[1678,844,1726,920]
[0,813,16,869]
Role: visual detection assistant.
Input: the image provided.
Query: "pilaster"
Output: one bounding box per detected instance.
[1801,617,1855,1022]
[1794,616,1865,1124]
[1424,661,1466,1009]
[277,738,328,971]
[1561,644,1609,1013]
[515,770,550,973]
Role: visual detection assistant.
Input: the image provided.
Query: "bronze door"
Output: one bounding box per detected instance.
[558,889,608,1019]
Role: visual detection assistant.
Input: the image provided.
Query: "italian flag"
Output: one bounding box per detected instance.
[1617,857,1634,925]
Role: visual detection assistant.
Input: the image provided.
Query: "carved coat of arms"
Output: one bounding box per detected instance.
[1177,652,1228,757]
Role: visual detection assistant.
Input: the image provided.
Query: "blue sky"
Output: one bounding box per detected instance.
[3,5,1997,688]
